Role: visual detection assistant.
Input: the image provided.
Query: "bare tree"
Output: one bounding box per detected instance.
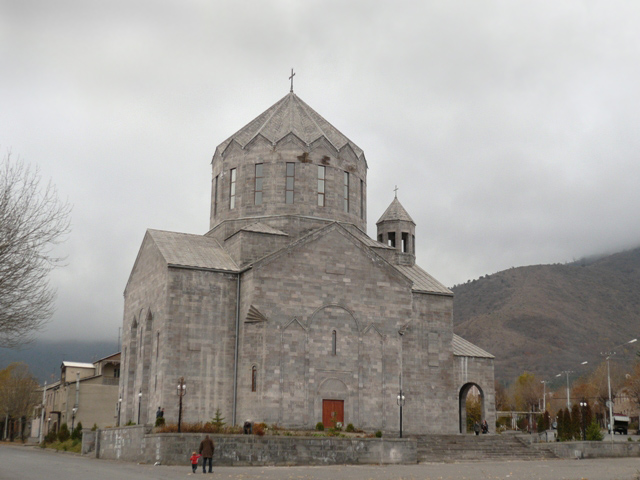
[0,363,39,441]
[0,153,71,347]
[625,362,640,407]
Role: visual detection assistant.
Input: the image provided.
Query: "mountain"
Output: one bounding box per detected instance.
[452,248,640,385]
[0,339,119,384]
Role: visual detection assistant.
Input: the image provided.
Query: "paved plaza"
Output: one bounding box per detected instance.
[2,443,640,480]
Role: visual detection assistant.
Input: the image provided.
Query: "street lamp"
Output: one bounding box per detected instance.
[397,329,405,438]
[540,380,548,413]
[137,389,142,425]
[177,377,187,433]
[601,338,637,444]
[117,396,122,427]
[555,362,587,410]
[579,399,588,441]
[556,371,573,410]
[71,407,77,432]
[396,390,406,438]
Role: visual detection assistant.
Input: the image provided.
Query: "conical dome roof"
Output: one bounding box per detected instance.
[215,92,364,160]
[376,197,415,224]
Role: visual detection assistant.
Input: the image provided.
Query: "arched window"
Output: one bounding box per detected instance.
[251,365,257,392]
[332,330,337,355]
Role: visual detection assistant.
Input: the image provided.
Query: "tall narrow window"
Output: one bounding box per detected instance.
[317,165,325,206]
[156,332,160,360]
[412,235,415,254]
[388,232,396,248]
[251,365,257,392]
[254,163,263,205]
[229,168,237,209]
[360,179,364,219]
[378,234,383,243]
[343,172,349,213]
[285,163,295,204]
[402,233,409,253]
[332,330,337,355]
[213,175,218,217]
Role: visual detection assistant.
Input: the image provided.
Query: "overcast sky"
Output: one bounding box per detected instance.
[2,0,640,343]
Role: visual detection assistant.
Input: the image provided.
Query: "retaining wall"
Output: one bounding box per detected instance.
[87,427,416,465]
[533,440,640,459]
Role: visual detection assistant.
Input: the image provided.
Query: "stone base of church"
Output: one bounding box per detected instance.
[89,426,417,465]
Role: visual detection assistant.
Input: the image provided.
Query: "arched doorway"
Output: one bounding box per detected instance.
[459,383,485,434]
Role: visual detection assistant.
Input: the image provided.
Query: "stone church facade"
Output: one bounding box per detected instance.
[120,91,495,434]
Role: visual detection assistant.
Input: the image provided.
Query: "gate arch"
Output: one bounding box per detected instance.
[459,382,485,434]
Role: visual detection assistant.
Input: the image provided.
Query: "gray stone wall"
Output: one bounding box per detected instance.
[161,267,239,425]
[401,293,458,434]
[453,355,496,432]
[532,440,640,459]
[232,225,459,434]
[92,428,416,466]
[95,425,152,461]
[121,235,169,425]
[225,229,290,268]
[210,136,367,232]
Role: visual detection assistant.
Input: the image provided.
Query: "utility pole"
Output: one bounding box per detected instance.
[38,381,47,443]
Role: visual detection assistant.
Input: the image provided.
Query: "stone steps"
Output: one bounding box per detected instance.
[414,434,557,463]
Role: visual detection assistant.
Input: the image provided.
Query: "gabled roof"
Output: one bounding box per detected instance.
[376,197,415,224]
[238,222,288,236]
[394,264,452,296]
[452,334,494,359]
[148,229,238,271]
[340,224,450,296]
[215,92,364,160]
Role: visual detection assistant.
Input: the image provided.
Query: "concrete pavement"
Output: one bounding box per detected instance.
[2,442,640,480]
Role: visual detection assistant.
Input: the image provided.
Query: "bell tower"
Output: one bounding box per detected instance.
[376,194,415,266]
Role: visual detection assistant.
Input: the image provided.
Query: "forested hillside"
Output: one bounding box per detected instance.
[452,248,640,384]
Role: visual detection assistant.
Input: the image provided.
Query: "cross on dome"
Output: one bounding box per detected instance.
[289,68,295,93]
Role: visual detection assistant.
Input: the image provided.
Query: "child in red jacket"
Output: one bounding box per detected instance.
[190,451,201,473]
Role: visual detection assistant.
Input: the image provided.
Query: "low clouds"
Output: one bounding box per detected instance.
[2,1,640,341]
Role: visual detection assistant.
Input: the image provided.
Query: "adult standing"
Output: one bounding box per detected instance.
[199,434,215,473]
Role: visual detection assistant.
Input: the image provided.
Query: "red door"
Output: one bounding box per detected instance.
[322,399,344,427]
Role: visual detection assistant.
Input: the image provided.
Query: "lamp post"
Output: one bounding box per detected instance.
[117,396,122,427]
[397,389,405,438]
[397,329,405,438]
[602,338,637,444]
[71,407,77,432]
[579,399,587,441]
[556,371,573,410]
[177,377,186,433]
[540,380,548,413]
[137,389,142,425]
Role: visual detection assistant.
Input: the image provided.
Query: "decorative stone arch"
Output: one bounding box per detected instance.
[282,316,307,332]
[145,309,153,326]
[316,377,350,427]
[459,382,486,434]
[308,303,360,332]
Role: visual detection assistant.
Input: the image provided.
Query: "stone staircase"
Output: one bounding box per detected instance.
[415,434,557,463]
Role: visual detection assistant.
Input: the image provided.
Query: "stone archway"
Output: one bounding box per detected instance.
[459,382,485,434]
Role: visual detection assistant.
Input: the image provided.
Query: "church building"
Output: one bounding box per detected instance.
[120,88,495,434]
